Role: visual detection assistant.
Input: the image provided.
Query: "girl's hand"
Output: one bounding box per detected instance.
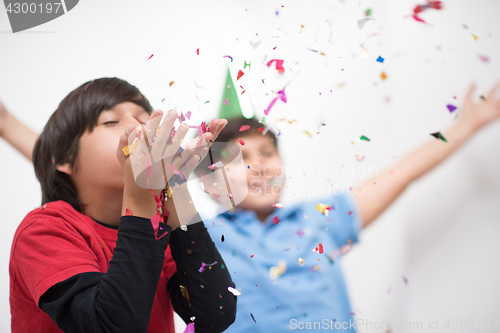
[460,81,500,131]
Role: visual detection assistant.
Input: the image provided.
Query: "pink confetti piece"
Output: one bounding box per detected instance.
[208,161,224,170]
[196,48,199,55]
[238,138,245,145]
[239,125,250,131]
[228,286,241,296]
[312,243,324,254]
[183,323,195,333]
[403,276,408,285]
[186,111,192,119]
[267,59,285,74]
[273,203,284,209]
[179,112,186,122]
[199,262,206,272]
[147,54,154,60]
[223,55,233,62]
[410,0,442,24]
[264,86,287,116]
[224,99,228,105]
[478,54,490,63]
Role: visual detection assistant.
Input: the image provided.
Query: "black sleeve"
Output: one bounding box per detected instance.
[166,218,237,333]
[40,216,237,333]
[39,216,171,333]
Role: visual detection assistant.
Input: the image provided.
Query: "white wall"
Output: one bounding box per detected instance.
[1,0,499,332]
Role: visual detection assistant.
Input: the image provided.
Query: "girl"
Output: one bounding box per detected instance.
[7,77,236,333]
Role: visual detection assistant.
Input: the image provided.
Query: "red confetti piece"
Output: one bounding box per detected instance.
[239,125,250,131]
[273,203,284,209]
[347,211,352,215]
[250,253,255,258]
[125,208,133,216]
[196,48,199,55]
[267,59,285,74]
[238,138,245,145]
[237,70,245,80]
[312,243,324,254]
[256,127,265,133]
[272,216,280,224]
[411,0,442,23]
[147,54,154,60]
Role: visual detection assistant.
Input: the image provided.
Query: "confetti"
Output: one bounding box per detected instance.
[471,33,479,41]
[264,86,287,116]
[256,127,265,133]
[169,81,174,87]
[312,243,324,254]
[183,323,195,333]
[355,155,365,162]
[403,276,409,285]
[359,135,370,141]
[239,125,250,131]
[446,104,457,113]
[357,18,374,29]
[266,59,285,74]
[315,204,332,216]
[196,48,199,55]
[430,131,447,142]
[380,72,387,80]
[273,203,284,209]
[221,235,225,242]
[411,0,442,24]
[223,55,234,62]
[299,258,305,265]
[244,60,251,69]
[237,70,245,80]
[228,287,241,296]
[272,216,280,224]
[304,131,312,137]
[208,161,225,170]
[250,253,255,258]
[147,54,154,60]
[376,56,384,63]
[250,313,257,323]
[224,99,228,105]
[238,138,245,145]
[125,208,133,216]
[478,54,490,63]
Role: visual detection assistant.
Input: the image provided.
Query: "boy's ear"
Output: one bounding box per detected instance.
[55,161,73,175]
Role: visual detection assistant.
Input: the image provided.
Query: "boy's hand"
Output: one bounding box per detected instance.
[460,81,500,131]
[116,110,200,218]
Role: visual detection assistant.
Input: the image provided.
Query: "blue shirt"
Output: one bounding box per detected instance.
[204,191,362,332]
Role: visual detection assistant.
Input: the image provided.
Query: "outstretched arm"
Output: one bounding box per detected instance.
[0,101,38,161]
[354,81,500,228]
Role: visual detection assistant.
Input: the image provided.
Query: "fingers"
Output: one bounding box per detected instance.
[207,118,228,142]
[486,80,500,101]
[163,122,190,160]
[117,124,137,163]
[151,110,178,157]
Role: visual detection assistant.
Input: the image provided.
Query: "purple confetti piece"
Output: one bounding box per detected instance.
[447,104,457,113]
[183,323,195,333]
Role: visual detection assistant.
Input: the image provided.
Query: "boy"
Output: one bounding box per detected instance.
[7,77,236,333]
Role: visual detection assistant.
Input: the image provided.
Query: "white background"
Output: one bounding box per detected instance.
[1,0,499,332]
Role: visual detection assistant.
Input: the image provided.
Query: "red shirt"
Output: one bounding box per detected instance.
[9,200,177,333]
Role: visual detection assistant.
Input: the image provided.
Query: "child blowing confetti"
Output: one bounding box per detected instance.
[2,80,500,332]
[5,78,236,333]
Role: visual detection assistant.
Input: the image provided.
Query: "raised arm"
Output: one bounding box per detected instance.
[354,81,500,228]
[0,100,38,161]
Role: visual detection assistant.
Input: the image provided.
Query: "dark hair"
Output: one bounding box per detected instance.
[214,116,278,148]
[33,77,153,212]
